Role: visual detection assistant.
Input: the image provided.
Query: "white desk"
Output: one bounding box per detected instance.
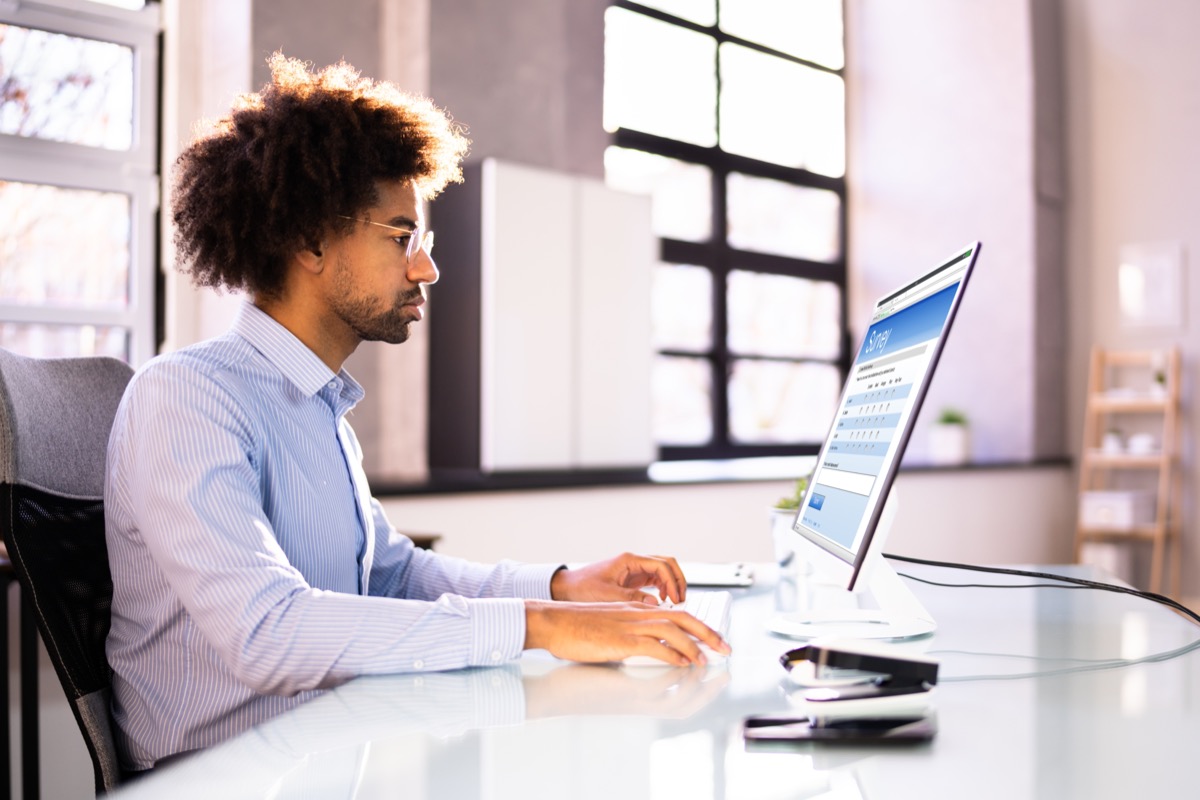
[111,564,1200,800]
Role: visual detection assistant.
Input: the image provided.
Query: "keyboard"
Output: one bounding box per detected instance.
[675,590,733,637]
[621,590,733,667]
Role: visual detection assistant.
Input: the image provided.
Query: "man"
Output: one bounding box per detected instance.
[105,54,728,772]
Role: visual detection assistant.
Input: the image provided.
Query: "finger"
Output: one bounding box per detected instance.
[652,555,687,602]
[627,589,660,606]
[661,610,731,655]
[626,633,693,667]
[624,555,686,604]
[637,620,707,666]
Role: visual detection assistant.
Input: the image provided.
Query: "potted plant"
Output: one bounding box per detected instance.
[1151,368,1167,397]
[929,407,970,465]
[770,474,811,571]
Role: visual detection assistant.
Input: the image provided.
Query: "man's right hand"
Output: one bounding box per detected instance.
[523,600,731,667]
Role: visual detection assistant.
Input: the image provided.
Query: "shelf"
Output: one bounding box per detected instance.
[1074,346,1181,597]
[1083,450,1170,468]
[1077,525,1162,542]
[1090,396,1169,413]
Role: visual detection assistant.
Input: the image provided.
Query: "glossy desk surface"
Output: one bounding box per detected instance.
[113,564,1200,800]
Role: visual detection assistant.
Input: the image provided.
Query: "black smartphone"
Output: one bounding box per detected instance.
[743,714,936,744]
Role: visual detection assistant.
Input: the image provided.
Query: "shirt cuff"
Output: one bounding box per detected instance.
[467,598,528,666]
[508,562,564,601]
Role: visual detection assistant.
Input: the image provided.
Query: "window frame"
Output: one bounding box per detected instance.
[609,0,850,461]
[0,0,162,366]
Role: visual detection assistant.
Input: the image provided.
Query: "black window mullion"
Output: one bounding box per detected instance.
[617,0,842,76]
[711,164,730,450]
[613,128,844,193]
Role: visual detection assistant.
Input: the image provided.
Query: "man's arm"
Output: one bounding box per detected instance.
[365,504,728,666]
[364,499,560,602]
[108,362,529,695]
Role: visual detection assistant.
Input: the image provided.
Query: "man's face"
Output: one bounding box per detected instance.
[324,179,438,345]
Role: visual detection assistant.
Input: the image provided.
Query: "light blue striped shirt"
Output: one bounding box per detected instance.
[105,302,557,770]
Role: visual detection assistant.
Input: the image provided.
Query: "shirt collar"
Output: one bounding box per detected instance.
[232,301,365,404]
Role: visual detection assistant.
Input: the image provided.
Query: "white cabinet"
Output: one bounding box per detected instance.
[430,159,655,475]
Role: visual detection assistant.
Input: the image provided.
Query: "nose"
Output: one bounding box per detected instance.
[408,248,438,285]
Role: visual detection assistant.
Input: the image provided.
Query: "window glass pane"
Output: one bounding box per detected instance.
[0,25,134,150]
[634,0,715,26]
[720,0,844,69]
[604,147,712,242]
[728,360,839,444]
[654,355,712,445]
[0,180,130,308]
[653,264,712,351]
[0,322,128,360]
[727,271,840,358]
[727,173,840,262]
[604,8,717,147]
[719,43,844,176]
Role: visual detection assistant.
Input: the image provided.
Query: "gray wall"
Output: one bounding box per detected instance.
[430,0,609,178]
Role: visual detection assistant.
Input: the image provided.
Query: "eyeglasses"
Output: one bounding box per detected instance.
[337,215,435,262]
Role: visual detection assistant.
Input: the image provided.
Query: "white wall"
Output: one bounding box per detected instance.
[1062,0,1200,596]
[380,467,1075,567]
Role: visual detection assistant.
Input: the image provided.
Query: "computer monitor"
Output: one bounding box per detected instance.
[769,241,982,641]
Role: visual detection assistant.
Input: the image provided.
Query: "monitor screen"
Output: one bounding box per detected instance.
[792,242,981,592]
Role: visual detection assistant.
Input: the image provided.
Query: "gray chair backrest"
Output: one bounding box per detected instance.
[0,348,134,795]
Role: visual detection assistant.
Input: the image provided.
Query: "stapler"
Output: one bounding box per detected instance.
[779,640,939,724]
[781,639,938,689]
[744,641,939,742]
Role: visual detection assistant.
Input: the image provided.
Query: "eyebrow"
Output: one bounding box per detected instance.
[381,215,419,230]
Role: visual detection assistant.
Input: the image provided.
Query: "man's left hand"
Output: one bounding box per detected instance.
[550,553,687,605]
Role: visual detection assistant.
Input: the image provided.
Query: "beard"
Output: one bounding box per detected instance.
[329,255,425,345]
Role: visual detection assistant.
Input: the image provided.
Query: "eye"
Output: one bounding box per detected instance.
[391,233,414,249]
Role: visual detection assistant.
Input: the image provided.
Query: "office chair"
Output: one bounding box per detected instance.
[0,348,134,795]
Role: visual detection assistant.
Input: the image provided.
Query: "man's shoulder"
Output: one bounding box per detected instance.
[129,334,274,403]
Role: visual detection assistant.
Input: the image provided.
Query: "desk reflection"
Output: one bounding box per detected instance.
[113,660,732,800]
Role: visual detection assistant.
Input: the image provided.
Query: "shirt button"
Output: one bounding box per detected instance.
[491,650,503,662]
[413,659,425,670]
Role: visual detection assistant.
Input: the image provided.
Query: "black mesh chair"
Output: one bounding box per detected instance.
[0,348,134,795]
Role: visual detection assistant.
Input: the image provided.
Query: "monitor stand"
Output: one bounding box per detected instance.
[767,496,937,642]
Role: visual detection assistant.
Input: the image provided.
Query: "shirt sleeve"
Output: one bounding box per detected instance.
[364,498,562,603]
[109,360,531,696]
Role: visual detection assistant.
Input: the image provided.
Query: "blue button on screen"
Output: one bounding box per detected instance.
[809,493,825,511]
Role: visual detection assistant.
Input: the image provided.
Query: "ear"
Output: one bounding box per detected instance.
[295,242,326,275]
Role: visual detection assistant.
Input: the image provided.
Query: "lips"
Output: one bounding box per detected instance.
[399,289,425,318]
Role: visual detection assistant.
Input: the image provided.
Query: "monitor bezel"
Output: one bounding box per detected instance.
[789,241,982,591]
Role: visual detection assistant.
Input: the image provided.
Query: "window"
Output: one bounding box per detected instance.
[0,0,161,364]
[604,0,847,460]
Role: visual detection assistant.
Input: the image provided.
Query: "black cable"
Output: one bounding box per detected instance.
[880,551,1200,681]
[897,572,1095,591]
[884,552,1200,627]
[936,635,1200,683]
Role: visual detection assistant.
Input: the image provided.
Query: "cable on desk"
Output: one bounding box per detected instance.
[897,573,1096,592]
[933,635,1200,683]
[883,552,1200,627]
[882,552,1200,681]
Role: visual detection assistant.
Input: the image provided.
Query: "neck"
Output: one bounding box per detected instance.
[253,294,358,373]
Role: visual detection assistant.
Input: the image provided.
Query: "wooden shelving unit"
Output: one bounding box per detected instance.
[1074,347,1182,596]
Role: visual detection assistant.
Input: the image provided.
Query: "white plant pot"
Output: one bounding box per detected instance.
[929,423,970,465]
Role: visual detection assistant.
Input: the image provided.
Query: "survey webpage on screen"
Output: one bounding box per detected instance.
[800,271,965,552]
